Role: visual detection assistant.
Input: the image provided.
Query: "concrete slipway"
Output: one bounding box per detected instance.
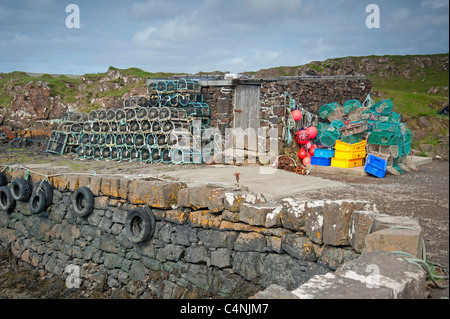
[160,156,432,201]
[19,156,432,202]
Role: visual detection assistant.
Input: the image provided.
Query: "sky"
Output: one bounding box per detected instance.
[0,0,448,75]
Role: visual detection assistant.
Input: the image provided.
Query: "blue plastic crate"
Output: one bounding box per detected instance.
[311,156,331,166]
[314,148,335,158]
[366,154,387,171]
[365,163,386,178]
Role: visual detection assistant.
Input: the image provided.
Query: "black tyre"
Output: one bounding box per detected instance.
[0,172,7,187]
[29,190,47,214]
[0,186,16,213]
[33,181,53,208]
[10,178,32,202]
[72,187,94,217]
[125,207,156,243]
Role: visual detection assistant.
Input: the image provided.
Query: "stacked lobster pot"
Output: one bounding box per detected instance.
[72,79,214,164]
[146,78,214,163]
[48,78,215,164]
[314,98,414,175]
[363,99,413,175]
[77,104,196,164]
[47,112,88,155]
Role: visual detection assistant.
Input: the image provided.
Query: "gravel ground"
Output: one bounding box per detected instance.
[0,146,448,299]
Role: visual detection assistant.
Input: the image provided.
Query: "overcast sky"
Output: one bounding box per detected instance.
[0,0,448,75]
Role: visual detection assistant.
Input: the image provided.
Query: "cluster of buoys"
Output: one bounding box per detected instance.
[291,109,319,167]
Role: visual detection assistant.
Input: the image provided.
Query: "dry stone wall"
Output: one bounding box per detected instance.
[0,167,425,299]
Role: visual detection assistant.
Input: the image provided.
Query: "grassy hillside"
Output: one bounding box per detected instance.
[252,54,449,116]
[0,67,178,112]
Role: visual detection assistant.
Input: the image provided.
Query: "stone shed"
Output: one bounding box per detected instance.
[157,75,372,161]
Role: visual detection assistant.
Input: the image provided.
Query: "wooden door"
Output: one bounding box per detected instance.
[233,85,261,153]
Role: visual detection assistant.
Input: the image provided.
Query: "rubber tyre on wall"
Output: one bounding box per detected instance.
[29,190,47,214]
[125,207,156,243]
[10,178,32,202]
[0,186,16,213]
[0,172,7,187]
[33,181,53,208]
[72,187,94,217]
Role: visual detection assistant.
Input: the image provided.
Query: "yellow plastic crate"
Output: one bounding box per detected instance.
[331,157,364,168]
[334,139,367,152]
[334,149,366,160]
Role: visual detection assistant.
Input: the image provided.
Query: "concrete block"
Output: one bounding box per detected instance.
[239,203,280,227]
[177,187,189,208]
[349,211,389,253]
[304,200,325,244]
[68,175,79,192]
[335,250,427,299]
[178,185,225,213]
[128,180,182,209]
[250,284,299,299]
[364,228,424,259]
[371,215,422,233]
[118,178,131,200]
[291,272,394,299]
[279,198,308,231]
[99,177,121,198]
[281,233,317,262]
[224,190,266,213]
[89,176,103,196]
[78,175,92,189]
[265,205,282,228]
[51,175,70,192]
[322,200,373,246]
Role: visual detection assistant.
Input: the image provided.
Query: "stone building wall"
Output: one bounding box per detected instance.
[202,76,372,134]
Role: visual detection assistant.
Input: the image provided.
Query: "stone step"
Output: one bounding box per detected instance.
[252,250,426,299]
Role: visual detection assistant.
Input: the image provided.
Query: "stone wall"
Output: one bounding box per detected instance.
[0,166,425,299]
[200,76,372,162]
[203,76,372,134]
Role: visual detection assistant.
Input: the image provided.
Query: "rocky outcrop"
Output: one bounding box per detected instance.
[7,81,69,127]
[252,55,449,79]
[1,69,146,129]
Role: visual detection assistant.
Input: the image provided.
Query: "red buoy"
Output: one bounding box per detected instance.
[309,144,318,156]
[292,110,302,121]
[295,130,310,145]
[298,148,308,160]
[302,156,311,166]
[306,126,318,139]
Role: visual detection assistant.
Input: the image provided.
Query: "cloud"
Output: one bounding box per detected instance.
[243,0,303,15]
[310,37,334,57]
[421,0,448,10]
[132,26,157,47]
[129,0,194,20]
